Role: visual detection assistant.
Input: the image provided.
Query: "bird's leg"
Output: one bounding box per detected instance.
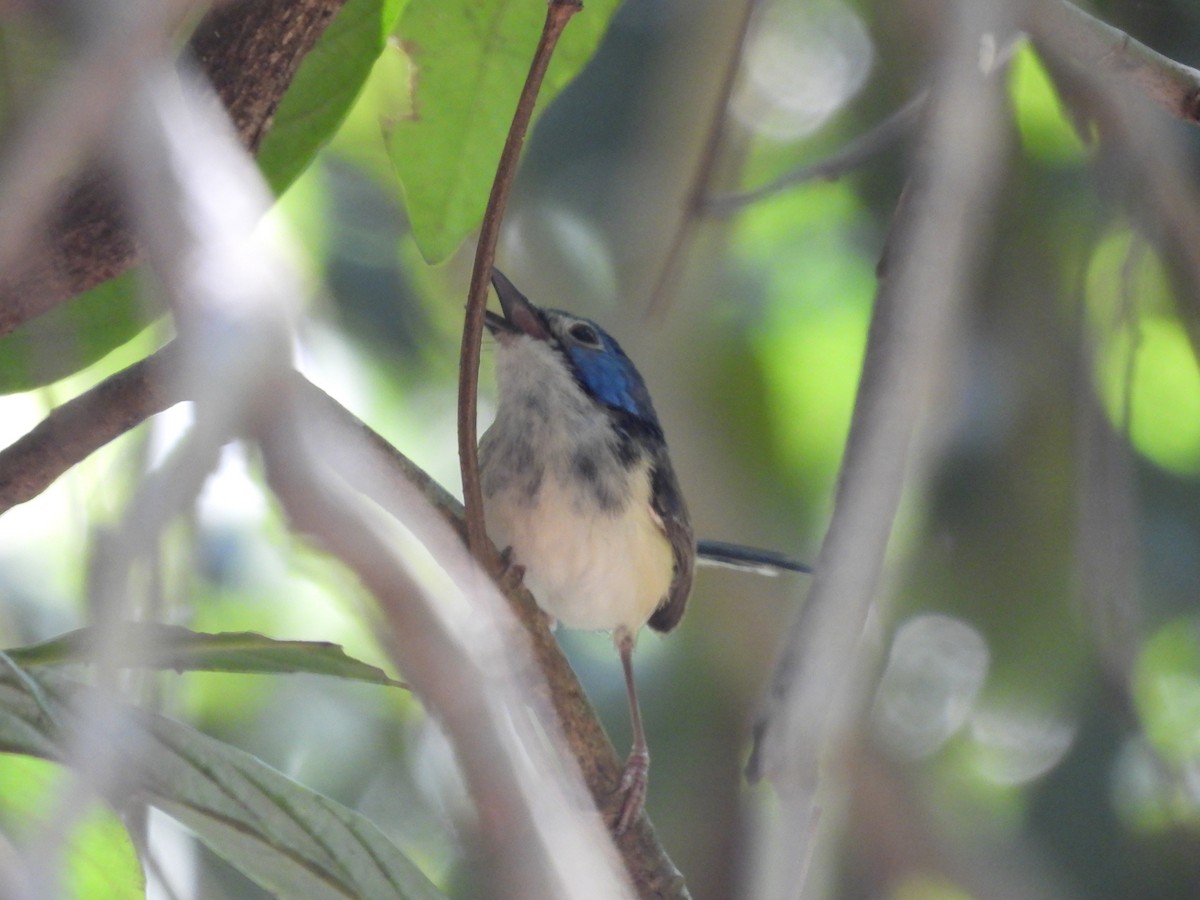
[614,627,648,835]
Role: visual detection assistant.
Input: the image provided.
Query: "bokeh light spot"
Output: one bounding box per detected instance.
[872,614,990,760]
[732,0,873,141]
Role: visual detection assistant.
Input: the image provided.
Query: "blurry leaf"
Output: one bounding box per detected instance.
[0,0,405,394]
[892,873,973,900]
[387,0,621,263]
[0,271,158,394]
[0,669,444,900]
[732,183,873,488]
[257,0,410,194]
[143,710,443,899]
[0,753,145,900]
[1008,43,1086,165]
[1134,618,1200,764]
[327,38,415,187]
[1094,316,1200,475]
[6,624,405,687]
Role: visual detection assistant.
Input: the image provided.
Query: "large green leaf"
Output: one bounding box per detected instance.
[388,0,622,263]
[258,0,411,194]
[0,667,444,900]
[0,271,157,395]
[6,624,404,687]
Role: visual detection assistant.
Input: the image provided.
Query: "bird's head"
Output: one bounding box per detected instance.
[485,268,660,430]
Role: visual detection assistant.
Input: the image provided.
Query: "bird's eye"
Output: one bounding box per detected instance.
[568,323,600,346]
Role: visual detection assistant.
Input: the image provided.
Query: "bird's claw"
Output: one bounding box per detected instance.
[497,546,526,589]
[614,746,649,835]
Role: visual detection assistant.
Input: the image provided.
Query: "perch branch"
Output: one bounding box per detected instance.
[0,360,691,897]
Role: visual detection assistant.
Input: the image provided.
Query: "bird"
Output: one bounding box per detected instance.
[479,268,809,834]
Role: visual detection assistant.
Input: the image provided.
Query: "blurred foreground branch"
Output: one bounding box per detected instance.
[748,2,1012,895]
[0,352,689,896]
[0,0,349,337]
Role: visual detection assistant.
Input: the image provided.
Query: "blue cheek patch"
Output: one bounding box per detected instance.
[567,342,656,422]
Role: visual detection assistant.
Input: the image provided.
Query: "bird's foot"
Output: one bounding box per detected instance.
[496,546,526,589]
[614,746,649,835]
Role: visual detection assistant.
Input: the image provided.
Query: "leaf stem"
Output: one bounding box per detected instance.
[458,0,583,564]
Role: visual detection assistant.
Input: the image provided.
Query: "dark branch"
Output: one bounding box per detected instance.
[704,92,926,215]
[0,344,178,514]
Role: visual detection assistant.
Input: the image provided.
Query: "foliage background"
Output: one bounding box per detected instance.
[2,0,1200,897]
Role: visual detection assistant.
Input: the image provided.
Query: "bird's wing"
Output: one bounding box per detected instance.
[646,459,695,634]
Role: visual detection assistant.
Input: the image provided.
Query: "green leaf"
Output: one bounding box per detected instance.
[257,0,411,194]
[0,753,146,900]
[0,271,158,394]
[1135,618,1200,764]
[6,625,405,687]
[0,668,444,900]
[388,0,622,263]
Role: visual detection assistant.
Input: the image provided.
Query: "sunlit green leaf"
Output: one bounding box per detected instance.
[731,182,873,488]
[1009,43,1087,165]
[0,668,443,899]
[1135,618,1200,764]
[0,271,157,395]
[257,0,410,194]
[1094,317,1200,474]
[6,625,404,687]
[1085,230,1200,473]
[387,0,622,263]
[0,753,145,899]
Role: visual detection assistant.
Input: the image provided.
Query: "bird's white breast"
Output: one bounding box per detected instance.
[480,334,673,635]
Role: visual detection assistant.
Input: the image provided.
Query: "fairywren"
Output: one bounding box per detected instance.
[480,269,807,834]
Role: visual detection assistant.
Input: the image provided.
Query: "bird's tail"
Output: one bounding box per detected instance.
[696,540,812,576]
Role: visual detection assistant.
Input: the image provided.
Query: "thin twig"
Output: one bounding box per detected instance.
[704,92,927,216]
[644,0,760,317]
[459,0,583,562]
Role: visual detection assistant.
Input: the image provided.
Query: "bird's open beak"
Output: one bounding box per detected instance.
[487,269,550,341]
